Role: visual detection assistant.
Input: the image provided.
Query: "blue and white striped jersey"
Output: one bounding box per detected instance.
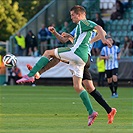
[100,45,120,70]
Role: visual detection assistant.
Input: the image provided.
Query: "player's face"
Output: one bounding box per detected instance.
[107,38,113,45]
[70,11,80,24]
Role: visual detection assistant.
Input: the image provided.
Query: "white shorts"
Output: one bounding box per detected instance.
[54,47,85,78]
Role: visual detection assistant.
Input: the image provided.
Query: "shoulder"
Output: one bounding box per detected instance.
[80,20,97,26]
[102,46,107,50]
[113,45,119,49]
[80,20,90,26]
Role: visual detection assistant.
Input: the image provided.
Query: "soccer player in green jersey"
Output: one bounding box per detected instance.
[17,5,112,126]
[26,30,117,125]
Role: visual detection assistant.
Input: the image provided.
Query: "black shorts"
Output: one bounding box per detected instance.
[83,55,92,80]
[105,68,118,78]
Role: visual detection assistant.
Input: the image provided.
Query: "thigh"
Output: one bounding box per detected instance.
[112,68,118,81]
[112,68,118,76]
[106,70,113,83]
[43,49,56,58]
[55,47,85,78]
[83,67,92,80]
[106,70,112,78]
[39,58,60,74]
[83,56,92,80]
[54,47,71,61]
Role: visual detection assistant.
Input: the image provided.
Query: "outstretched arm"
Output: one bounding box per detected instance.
[61,32,74,43]
[90,30,106,44]
[117,52,121,60]
[48,26,71,43]
[33,27,73,77]
[29,27,73,78]
[94,25,112,47]
[100,55,109,60]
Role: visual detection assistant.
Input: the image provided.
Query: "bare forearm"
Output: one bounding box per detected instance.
[48,26,69,43]
[68,34,74,43]
[90,29,106,44]
[53,31,68,43]
[90,34,100,44]
[100,56,108,60]
[61,32,74,43]
[94,25,112,47]
[117,52,121,60]
[94,25,106,41]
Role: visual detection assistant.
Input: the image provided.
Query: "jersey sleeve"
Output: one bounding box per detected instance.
[79,20,97,32]
[116,46,121,54]
[70,28,76,37]
[100,47,105,56]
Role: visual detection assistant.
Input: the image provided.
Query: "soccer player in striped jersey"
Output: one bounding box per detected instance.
[100,36,121,98]
[16,5,114,126]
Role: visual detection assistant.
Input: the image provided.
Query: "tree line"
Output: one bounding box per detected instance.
[0,0,50,41]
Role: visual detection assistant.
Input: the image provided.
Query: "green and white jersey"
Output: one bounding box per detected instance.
[71,20,97,63]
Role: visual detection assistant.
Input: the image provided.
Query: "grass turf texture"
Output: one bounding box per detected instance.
[0,86,132,133]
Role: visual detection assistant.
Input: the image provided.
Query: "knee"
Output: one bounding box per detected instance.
[86,87,95,93]
[73,84,83,93]
[113,78,117,82]
[107,78,112,83]
[42,50,48,56]
[73,84,78,90]
[82,80,95,93]
[113,76,117,82]
[42,50,50,57]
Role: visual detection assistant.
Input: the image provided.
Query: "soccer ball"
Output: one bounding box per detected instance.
[3,54,17,67]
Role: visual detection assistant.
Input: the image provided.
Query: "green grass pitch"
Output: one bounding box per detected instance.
[0,86,133,133]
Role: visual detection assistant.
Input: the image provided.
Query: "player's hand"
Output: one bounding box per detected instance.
[102,38,112,48]
[117,56,120,60]
[61,32,70,37]
[105,56,109,60]
[61,32,74,43]
[48,26,56,33]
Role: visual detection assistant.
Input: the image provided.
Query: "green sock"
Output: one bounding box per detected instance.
[28,56,49,77]
[80,90,93,115]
